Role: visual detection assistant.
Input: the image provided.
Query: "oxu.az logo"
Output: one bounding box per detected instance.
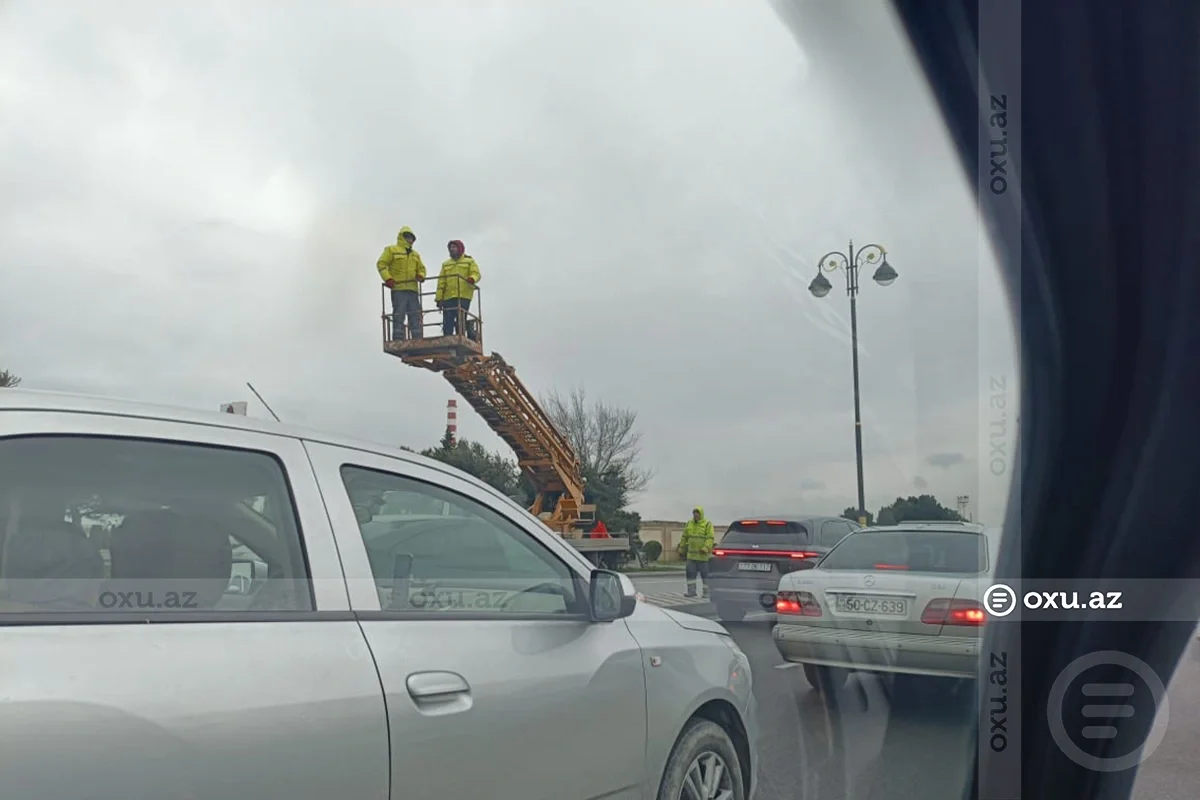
[98,590,199,610]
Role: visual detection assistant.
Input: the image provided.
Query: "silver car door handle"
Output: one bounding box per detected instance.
[406,671,471,699]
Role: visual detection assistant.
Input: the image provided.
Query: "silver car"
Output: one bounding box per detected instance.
[0,389,759,800]
[771,522,998,692]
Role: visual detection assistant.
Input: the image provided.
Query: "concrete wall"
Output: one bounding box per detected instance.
[639,519,730,563]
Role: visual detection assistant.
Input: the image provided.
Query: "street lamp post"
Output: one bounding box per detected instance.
[808,241,898,525]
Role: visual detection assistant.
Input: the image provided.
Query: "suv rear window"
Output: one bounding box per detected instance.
[721,520,809,547]
[819,531,986,574]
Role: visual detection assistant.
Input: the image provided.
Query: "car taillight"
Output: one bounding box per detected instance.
[921,598,986,626]
[776,590,821,616]
[874,563,909,570]
[712,548,816,558]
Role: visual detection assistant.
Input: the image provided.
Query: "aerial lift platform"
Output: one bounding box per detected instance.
[381,283,631,565]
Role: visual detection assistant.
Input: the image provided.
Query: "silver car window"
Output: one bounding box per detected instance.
[340,464,584,616]
[0,435,313,614]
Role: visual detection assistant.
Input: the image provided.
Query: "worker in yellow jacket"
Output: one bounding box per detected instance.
[436,240,481,339]
[679,506,715,598]
[377,226,426,341]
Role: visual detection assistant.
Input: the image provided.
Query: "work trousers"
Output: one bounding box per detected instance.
[685,559,710,597]
[390,289,423,340]
[442,297,474,338]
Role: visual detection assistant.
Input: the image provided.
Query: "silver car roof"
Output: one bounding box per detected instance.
[0,388,483,483]
[6,387,414,450]
[863,522,991,534]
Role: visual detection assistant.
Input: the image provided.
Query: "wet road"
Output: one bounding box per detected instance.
[722,619,977,800]
[630,574,1199,800]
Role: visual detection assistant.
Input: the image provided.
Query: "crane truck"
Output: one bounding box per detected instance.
[380,284,633,567]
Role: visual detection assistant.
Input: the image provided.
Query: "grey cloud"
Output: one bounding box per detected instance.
[913,475,929,489]
[0,0,1016,524]
[926,453,966,470]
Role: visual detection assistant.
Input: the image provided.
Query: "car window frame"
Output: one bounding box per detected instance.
[0,410,350,623]
[302,440,594,620]
[818,520,846,547]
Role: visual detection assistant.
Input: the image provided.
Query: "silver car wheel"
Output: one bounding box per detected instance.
[680,750,735,800]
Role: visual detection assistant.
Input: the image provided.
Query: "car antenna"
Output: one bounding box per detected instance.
[246,382,281,422]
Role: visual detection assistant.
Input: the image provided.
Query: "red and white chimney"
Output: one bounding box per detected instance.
[446,399,457,445]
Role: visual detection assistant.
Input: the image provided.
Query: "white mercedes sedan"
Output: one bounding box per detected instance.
[771,522,1000,692]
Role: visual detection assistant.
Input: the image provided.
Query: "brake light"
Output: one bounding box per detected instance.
[775,590,822,616]
[739,520,760,526]
[766,520,787,525]
[714,548,815,558]
[874,563,909,570]
[953,606,987,625]
[921,598,986,626]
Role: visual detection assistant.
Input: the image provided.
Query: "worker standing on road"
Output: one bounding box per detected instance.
[377,226,426,341]
[679,506,715,599]
[436,240,481,339]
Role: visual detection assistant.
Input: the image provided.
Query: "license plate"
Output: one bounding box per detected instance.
[737,562,773,572]
[833,594,908,615]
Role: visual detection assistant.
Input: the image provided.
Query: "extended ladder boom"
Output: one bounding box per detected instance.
[379,284,595,535]
[443,354,592,532]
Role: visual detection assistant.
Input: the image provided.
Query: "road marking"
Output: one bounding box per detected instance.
[639,591,710,609]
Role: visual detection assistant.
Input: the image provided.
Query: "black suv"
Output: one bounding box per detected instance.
[706,515,861,621]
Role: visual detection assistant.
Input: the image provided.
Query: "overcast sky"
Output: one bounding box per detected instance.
[0,0,1017,525]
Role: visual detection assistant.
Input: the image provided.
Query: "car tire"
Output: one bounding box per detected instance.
[803,664,848,693]
[656,717,746,800]
[716,603,745,622]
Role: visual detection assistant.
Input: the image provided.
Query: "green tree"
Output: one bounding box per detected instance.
[419,429,533,503]
[875,494,965,526]
[0,368,21,388]
[841,507,875,526]
[585,465,641,533]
